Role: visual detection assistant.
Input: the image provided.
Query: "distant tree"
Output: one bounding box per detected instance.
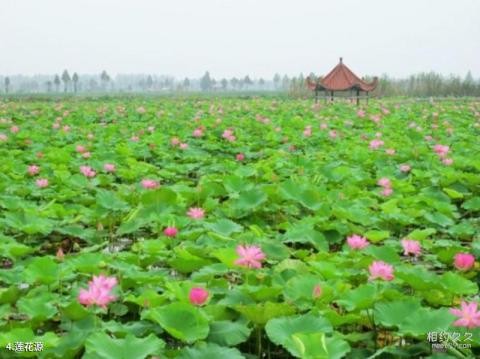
[46,81,52,93]
[273,73,281,89]
[164,77,174,90]
[4,77,10,94]
[298,73,304,86]
[244,75,253,89]
[72,73,79,93]
[282,75,290,90]
[463,71,475,96]
[221,78,228,90]
[146,75,154,90]
[183,78,190,90]
[230,77,239,90]
[200,71,212,91]
[54,75,61,92]
[61,70,71,93]
[100,70,110,91]
[259,78,265,87]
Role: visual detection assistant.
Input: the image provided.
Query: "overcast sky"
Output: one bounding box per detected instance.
[1,0,479,79]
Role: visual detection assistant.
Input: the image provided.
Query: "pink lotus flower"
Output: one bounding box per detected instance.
[347,235,369,250]
[401,239,421,257]
[36,178,49,188]
[222,129,233,139]
[320,123,328,130]
[329,130,337,138]
[189,287,209,306]
[385,148,396,156]
[369,261,394,281]
[179,143,189,149]
[163,226,178,237]
[78,274,118,309]
[454,253,475,271]
[370,115,381,123]
[192,128,203,137]
[80,166,96,178]
[187,207,205,220]
[442,158,453,166]
[377,178,391,188]
[357,110,365,118]
[225,135,236,142]
[130,136,140,142]
[76,145,86,153]
[104,163,116,173]
[400,164,411,173]
[434,144,450,158]
[312,284,323,299]
[147,126,155,133]
[10,126,20,134]
[0,133,8,141]
[275,127,282,132]
[381,187,393,197]
[28,165,40,176]
[234,245,266,269]
[52,123,60,129]
[303,128,312,137]
[141,179,159,189]
[424,135,433,141]
[450,301,480,329]
[236,153,245,161]
[62,125,71,132]
[82,152,91,159]
[136,106,146,114]
[56,247,65,260]
[369,139,384,149]
[171,137,180,146]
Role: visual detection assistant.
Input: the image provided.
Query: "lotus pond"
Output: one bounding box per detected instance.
[0,97,479,358]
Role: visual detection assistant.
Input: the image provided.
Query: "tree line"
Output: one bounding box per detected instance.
[1,70,479,97]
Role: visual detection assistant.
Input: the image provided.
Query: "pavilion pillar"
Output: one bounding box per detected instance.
[356,89,360,106]
[315,89,318,103]
[366,91,369,105]
[330,91,334,102]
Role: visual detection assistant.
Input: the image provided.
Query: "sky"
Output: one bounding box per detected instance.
[1,0,479,79]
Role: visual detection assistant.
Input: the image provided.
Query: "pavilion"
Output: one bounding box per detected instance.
[306,58,378,105]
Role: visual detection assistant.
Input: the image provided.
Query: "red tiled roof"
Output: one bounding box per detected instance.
[307,58,378,92]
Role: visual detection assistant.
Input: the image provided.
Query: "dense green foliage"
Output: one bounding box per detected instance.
[0,97,479,358]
